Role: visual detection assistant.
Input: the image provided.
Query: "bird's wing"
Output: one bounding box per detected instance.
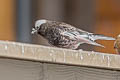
[56,22,104,47]
[61,30,87,40]
[79,37,105,47]
[61,30,104,47]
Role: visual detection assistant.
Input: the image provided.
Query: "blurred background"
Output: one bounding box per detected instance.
[0,0,119,54]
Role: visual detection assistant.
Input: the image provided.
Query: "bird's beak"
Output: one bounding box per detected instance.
[31,28,37,34]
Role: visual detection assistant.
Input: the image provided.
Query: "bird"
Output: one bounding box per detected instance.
[31,19,115,50]
[114,34,120,54]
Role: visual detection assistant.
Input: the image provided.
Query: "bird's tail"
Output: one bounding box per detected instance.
[77,36,105,47]
[87,40,105,48]
[89,34,115,41]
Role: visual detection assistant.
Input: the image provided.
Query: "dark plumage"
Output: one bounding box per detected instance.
[31,19,115,50]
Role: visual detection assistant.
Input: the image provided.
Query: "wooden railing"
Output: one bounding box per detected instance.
[0,40,120,80]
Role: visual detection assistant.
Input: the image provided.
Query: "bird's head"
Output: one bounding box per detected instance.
[31,19,47,34]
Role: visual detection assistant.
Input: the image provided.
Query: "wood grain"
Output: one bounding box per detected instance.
[0,41,120,80]
[0,40,119,70]
[0,58,120,80]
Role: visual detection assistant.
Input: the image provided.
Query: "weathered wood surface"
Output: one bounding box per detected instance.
[0,40,120,80]
[0,40,119,70]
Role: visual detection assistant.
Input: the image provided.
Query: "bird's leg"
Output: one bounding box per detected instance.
[75,45,83,50]
[70,41,83,50]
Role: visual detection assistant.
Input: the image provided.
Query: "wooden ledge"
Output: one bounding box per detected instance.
[0,40,119,70]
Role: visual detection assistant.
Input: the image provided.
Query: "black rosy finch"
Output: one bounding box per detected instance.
[31,19,115,50]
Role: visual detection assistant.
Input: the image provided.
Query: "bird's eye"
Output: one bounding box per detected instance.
[36,26,39,29]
